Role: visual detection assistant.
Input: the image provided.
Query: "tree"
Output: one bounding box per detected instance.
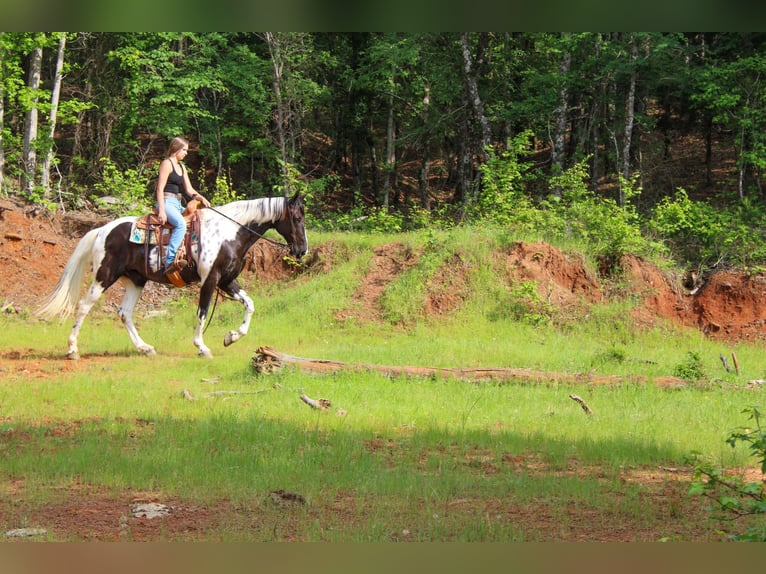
[40,32,66,197]
[459,32,491,203]
[22,40,42,196]
[551,33,572,186]
[692,49,766,199]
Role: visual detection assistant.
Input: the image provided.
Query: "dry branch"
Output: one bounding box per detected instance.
[252,346,687,388]
[300,394,331,410]
[569,394,593,415]
[731,352,740,375]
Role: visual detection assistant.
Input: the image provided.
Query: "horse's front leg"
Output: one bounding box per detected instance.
[193,274,220,358]
[220,280,254,347]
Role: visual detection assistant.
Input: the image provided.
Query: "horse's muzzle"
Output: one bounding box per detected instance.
[291,246,308,259]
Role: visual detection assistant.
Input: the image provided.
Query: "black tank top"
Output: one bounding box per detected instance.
[163,160,188,198]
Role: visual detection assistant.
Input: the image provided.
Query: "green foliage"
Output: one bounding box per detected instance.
[672,351,705,382]
[10,32,766,272]
[547,164,654,262]
[689,406,766,541]
[472,131,538,227]
[199,169,242,206]
[649,189,766,270]
[504,280,554,326]
[91,158,152,215]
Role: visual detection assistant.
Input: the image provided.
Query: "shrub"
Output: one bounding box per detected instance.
[91,158,152,215]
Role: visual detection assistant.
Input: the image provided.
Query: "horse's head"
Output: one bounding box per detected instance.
[275,192,308,259]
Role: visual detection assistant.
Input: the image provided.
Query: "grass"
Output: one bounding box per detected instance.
[1,226,764,541]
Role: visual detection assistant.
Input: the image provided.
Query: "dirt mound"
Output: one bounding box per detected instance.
[337,242,420,323]
[2,196,766,343]
[0,199,95,311]
[503,241,603,306]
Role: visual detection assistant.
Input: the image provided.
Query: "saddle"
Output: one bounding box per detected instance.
[130,200,203,286]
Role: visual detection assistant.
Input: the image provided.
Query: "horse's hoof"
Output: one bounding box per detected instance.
[198,349,213,359]
[224,332,235,346]
[140,347,156,356]
[66,351,80,361]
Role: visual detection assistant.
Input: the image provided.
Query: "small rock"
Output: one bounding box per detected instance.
[131,502,171,519]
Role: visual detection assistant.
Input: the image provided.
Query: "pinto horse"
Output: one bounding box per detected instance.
[36,193,308,359]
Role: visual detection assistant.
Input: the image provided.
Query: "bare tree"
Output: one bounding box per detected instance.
[621,34,638,206]
[263,32,290,195]
[22,43,42,196]
[551,33,572,195]
[41,33,66,197]
[0,33,5,196]
[459,33,491,202]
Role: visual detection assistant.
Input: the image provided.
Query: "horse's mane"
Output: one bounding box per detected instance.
[215,197,286,225]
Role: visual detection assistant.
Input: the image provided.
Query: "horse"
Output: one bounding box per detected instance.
[36,192,308,359]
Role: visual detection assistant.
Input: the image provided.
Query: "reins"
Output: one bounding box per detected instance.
[204,202,290,249]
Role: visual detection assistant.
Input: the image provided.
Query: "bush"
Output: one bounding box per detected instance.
[648,189,766,270]
[91,158,152,216]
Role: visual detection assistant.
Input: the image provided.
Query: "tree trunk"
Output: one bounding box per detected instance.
[590,34,603,194]
[41,33,66,198]
[251,346,689,388]
[550,34,572,197]
[621,34,638,205]
[382,92,395,209]
[418,84,431,209]
[264,32,290,196]
[460,33,491,162]
[459,33,491,204]
[0,33,5,197]
[22,44,42,197]
[551,34,571,185]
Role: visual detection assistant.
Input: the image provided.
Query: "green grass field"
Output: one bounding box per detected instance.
[1,228,764,541]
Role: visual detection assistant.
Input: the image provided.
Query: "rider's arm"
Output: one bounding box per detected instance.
[156,159,172,221]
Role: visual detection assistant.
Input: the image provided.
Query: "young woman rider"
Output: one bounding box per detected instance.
[155,137,211,275]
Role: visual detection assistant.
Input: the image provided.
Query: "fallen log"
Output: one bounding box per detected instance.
[251,346,689,388]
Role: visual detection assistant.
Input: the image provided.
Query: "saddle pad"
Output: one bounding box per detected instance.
[130,223,169,245]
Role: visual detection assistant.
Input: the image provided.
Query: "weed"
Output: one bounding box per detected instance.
[673,351,706,382]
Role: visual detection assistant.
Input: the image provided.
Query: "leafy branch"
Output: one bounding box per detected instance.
[688,406,766,541]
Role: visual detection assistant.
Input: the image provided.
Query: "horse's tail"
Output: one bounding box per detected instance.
[36,227,101,319]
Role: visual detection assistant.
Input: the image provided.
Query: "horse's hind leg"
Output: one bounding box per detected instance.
[118,281,155,356]
[66,281,106,360]
[221,280,255,348]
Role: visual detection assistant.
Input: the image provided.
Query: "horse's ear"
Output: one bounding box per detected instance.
[290,191,301,203]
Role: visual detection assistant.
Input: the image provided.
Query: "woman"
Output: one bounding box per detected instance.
[155,137,211,274]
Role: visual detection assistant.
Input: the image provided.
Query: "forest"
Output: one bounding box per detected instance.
[3,32,766,269]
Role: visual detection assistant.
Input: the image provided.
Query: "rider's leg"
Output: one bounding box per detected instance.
[163,197,187,269]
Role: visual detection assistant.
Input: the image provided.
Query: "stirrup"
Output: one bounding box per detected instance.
[165,259,187,274]
[165,267,186,288]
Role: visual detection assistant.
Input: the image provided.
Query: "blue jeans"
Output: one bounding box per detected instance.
[158,196,186,268]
